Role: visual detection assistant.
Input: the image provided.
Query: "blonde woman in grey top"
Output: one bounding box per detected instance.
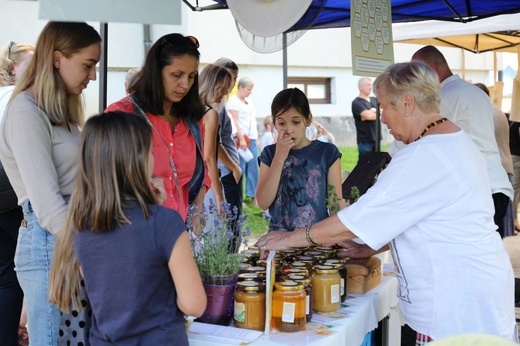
[0,22,101,345]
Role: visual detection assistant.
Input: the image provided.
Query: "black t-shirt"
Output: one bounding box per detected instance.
[351,96,378,143]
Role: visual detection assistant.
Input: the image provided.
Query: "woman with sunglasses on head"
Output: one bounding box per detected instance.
[106,34,209,235]
[0,41,34,346]
[0,22,101,345]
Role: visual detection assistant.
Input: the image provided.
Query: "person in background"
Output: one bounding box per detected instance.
[106,34,210,235]
[256,88,343,232]
[49,112,206,345]
[260,115,275,151]
[352,77,378,159]
[0,22,101,345]
[124,67,140,95]
[227,76,259,206]
[198,64,232,216]
[474,83,515,236]
[509,119,520,233]
[256,62,517,344]
[314,120,336,144]
[214,58,244,251]
[0,41,34,346]
[412,45,514,238]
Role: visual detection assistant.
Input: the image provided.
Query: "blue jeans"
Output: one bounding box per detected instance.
[14,200,60,346]
[357,142,376,159]
[239,139,259,199]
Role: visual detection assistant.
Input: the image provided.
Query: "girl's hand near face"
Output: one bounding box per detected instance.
[151,177,167,205]
[274,129,294,161]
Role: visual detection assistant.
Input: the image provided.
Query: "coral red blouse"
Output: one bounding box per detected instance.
[106,98,210,220]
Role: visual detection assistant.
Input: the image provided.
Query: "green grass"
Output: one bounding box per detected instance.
[243,145,364,238]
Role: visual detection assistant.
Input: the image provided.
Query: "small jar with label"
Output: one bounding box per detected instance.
[234,281,266,331]
[284,274,313,322]
[272,281,306,332]
[311,265,341,312]
[324,259,347,303]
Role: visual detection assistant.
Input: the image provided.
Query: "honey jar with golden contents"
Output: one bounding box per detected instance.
[311,265,341,312]
[284,274,313,322]
[271,281,306,332]
[234,281,266,331]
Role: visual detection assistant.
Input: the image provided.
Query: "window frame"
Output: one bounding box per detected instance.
[287,77,331,104]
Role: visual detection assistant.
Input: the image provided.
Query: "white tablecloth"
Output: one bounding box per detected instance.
[188,275,400,346]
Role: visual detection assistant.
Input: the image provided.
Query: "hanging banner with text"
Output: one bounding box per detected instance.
[351,0,394,77]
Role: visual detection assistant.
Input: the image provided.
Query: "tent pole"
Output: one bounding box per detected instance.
[283,33,288,89]
[494,51,498,84]
[461,49,465,80]
[98,23,108,113]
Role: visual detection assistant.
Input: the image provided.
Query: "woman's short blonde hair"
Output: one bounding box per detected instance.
[373,61,441,114]
[0,43,34,87]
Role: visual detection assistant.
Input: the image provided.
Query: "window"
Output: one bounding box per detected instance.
[287,77,331,104]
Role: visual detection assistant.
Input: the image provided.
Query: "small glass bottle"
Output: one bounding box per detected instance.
[284,274,313,322]
[272,281,306,332]
[324,259,347,303]
[311,265,341,312]
[234,281,266,331]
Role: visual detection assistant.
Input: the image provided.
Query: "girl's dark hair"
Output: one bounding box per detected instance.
[130,34,205,122]
[271,88,311,122]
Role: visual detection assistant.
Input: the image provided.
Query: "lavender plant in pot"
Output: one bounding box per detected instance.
[188,200,250,325]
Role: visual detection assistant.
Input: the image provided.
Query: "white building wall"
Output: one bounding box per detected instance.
[0,0,513,143]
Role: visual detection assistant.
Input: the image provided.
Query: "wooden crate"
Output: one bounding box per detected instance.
[344,257,381,294]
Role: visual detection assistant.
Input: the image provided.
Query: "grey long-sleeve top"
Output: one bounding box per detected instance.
[0,91,80,236]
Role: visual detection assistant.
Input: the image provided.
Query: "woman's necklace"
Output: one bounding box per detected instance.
[414,117,448,142]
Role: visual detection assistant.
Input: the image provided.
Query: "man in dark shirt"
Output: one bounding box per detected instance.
[351,77,378,159]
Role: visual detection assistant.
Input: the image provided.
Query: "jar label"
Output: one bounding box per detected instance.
[305,295,310,315]
[234,301,246,323]
[331,284,340,303]
[340,278,345,295]
[282,302,296,323]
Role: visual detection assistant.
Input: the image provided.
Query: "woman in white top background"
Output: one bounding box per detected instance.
[0,41,34,346]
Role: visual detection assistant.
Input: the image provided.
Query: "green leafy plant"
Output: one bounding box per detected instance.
[350,186,360,202]
[327,183,341,214]
[188,200,251,284]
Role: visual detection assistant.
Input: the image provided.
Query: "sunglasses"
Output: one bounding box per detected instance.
[161,35,199,50]
[7,41,15,61]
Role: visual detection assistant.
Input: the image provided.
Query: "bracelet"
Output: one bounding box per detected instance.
[305,225,319,246]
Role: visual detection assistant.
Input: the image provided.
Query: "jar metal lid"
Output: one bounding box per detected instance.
[313,265,338,274]
[275,281,304,291]
[284,275,311,284]
[237,281,265,291]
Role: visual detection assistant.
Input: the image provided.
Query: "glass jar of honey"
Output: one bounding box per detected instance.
[284,274,313,322]
[272,281,306,332]
[324,259,347,303]
[234,281,266,331]
[311,265,341,312]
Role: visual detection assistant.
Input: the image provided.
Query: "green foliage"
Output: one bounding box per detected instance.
[350,186,361,203]
[327,183,341,214]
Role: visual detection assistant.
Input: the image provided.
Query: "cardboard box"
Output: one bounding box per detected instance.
[344,256,381,294]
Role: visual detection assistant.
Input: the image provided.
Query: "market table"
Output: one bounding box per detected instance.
[188,274,401,346]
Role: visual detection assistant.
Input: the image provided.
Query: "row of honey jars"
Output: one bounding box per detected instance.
[234,281,266,331]
[271,281,306,332]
